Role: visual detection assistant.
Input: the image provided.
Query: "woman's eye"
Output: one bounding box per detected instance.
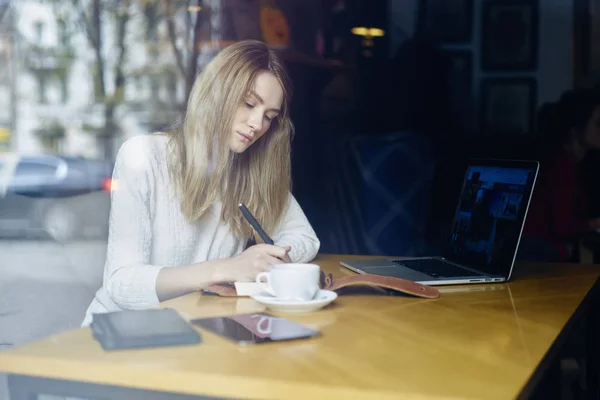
[264,115,273,121]
[245,102,254,108]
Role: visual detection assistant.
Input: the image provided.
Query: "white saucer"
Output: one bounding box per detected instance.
[251,290,337,313]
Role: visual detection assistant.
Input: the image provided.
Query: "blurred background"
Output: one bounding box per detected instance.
[1,1,600,397]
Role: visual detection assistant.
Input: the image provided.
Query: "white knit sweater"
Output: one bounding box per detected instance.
[82,134,320,326]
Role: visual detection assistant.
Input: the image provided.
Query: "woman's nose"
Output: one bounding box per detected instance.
[248,111,262,132]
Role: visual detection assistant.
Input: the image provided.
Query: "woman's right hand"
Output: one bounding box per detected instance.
[214,244,291,283]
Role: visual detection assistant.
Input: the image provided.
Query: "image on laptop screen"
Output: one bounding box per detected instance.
[447,165,536,275]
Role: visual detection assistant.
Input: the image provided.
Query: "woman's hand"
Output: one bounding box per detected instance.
[280,250,292,263]
[214,244,291,282]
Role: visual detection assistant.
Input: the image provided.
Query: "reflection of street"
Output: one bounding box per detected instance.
[0,240,106,340]
[0,239,107,283]
[0,239,107,399]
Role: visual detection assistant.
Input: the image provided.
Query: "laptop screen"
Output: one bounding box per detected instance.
[446,162,538,277]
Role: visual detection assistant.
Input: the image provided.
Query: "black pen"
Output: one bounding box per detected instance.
[238,203,274,245]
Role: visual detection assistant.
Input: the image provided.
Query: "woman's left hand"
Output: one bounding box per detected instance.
[279,245,292,263]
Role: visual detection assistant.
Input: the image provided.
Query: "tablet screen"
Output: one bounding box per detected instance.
[190,313,319,345]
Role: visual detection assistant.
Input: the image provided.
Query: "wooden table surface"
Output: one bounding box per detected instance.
[0,254,598,400]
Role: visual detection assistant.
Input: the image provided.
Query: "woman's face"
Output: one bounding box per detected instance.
[228,71,283,153]
[583,105,600,149]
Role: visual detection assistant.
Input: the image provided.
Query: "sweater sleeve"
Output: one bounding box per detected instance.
[102,137,164,309]
[271,193,320,263]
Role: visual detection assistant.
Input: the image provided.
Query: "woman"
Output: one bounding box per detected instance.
[521,88,600,262]
[82,40,320,326]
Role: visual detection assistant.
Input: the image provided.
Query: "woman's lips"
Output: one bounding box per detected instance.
[237,131,252,142]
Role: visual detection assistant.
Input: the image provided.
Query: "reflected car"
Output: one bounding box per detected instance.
[0,153,113,241]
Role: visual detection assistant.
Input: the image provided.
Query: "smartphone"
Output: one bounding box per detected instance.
[190,313,319,345]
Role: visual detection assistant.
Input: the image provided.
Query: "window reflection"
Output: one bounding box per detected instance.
[0,1,240,242]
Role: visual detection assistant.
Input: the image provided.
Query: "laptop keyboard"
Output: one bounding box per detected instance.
[391,259,484,278]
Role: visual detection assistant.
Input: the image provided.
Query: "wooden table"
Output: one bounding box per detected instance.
[1,254,599,400]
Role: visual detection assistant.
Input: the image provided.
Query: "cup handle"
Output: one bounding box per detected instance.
[255,272,275,296]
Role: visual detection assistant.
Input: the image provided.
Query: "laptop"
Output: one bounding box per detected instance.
[340,158,540,286]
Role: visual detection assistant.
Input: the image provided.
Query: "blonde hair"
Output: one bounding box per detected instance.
[166,40,293,241]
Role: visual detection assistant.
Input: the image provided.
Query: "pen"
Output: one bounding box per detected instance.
[238,203,274,245]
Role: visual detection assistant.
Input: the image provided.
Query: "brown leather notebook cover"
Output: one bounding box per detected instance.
[319,272,439,299]
[204,272,439,299]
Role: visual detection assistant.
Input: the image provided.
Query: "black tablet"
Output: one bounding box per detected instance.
[91,308,201,351]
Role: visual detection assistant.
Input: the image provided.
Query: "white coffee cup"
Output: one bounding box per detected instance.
[255,263,320,301]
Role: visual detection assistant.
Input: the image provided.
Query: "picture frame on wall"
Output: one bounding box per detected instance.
[574,0,600,86]
[418,0,474,43]
[480,78,537,136]
[481,0,539,71]
[444,50,473,91]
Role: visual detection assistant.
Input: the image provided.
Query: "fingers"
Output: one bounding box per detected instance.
[238,261,272,282]
[280,250,292,263]
[254,244,290,259]
[235,275,253,282]
[265,255,283,266]
[279,245,292,263]
[241,245,293,281]
[248,253,282,270]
